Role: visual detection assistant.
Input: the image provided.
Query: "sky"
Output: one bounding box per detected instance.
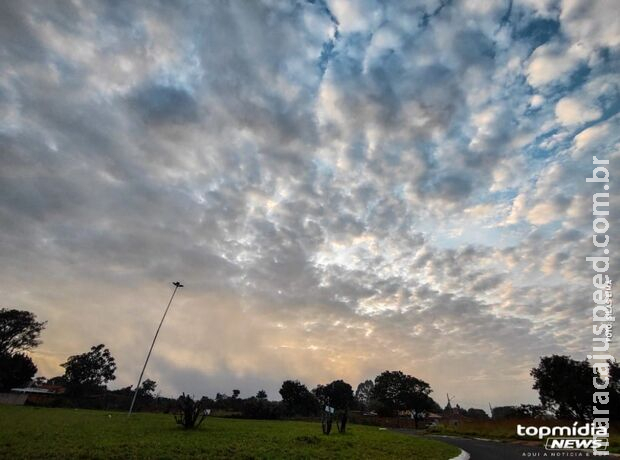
[1,0,619,410]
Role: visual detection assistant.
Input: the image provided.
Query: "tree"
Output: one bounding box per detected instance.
[0,309,46,356]
[279,380,319,416]
[607,361,620,420]
[0,309,45,392]
[139,379,157,398]
[466,408,489,419]
[241,397,281,419]
[372,370,436,428]
[61,344,116,395]
[111,385,133,396]
[256,389,268,400]
[232,389,240,399]
[355,380,374,410]
[314,380,354,433]
[46,375,68,386]
[513,404,545,418]
[32,376,47,387]
[0,353,37,391]
[531,355,592,420]
[491,405,519,420]
[313,380,354,410]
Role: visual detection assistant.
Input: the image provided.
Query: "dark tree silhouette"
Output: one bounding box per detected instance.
[139,379,157,398]
[0,353,37,391]
[466,408,490,419]
[313,380,354,411]
[531,355,592,420]
[0,308,46,355]
[32,376,47,387]
[314,380,354,433]
[491,406,519,420]
[279,380,319,416]
[256,389,268,400]
[516,404,544,418]
[241,396,281,419]
[372,370,436,428]
[46,375,68,386]
[0,309,45,391]
[607,361,620,420]
[61,344,116,395]
[355,379,374,410]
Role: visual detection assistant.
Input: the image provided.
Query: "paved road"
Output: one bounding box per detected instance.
[429,435,547,459]
[394,430,595,460]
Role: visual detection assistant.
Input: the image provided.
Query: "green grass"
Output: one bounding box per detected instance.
[0,406,460,459]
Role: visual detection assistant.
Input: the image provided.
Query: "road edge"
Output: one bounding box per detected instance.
[449,449,470,460]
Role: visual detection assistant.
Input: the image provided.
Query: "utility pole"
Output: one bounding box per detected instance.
[128,281,184,416]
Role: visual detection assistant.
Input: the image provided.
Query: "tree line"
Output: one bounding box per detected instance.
[2,307,619,422]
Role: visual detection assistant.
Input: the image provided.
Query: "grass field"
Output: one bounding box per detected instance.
[0,406,460,459]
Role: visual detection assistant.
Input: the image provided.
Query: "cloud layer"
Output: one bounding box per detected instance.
[1,0,618,409]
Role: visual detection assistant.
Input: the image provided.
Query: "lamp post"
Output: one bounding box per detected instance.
[128,281,184,416]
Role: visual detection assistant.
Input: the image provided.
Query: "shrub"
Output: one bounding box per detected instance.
[173,393,209,429]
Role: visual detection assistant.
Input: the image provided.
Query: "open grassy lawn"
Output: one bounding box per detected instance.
[0,406,459,459]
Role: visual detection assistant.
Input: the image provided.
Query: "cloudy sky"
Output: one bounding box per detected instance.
[1,0,619,410]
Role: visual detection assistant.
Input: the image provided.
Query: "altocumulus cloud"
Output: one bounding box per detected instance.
[0,0,618,408]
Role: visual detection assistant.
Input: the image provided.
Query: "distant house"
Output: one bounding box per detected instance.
[0,393,28,405]
[38,384,66,394]
[12,384,65,395]
[2,385,64,405]
[395,410,444,428]
[11,387,53,394]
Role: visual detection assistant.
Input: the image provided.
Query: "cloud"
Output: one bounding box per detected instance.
[0,0,618,411]
[526,40,586,88]
[128,83,199,125]
[555,96,601,126]
[527,201,563,226]
[560,0,620,52]
[573,117,618,153]
[327,0,381,34]
[529,94,545,109]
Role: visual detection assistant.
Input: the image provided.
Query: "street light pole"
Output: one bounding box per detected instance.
[128,281,184,417]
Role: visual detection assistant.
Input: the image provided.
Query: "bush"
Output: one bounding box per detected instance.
[241,397,282,419]
[173,393,209,429]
